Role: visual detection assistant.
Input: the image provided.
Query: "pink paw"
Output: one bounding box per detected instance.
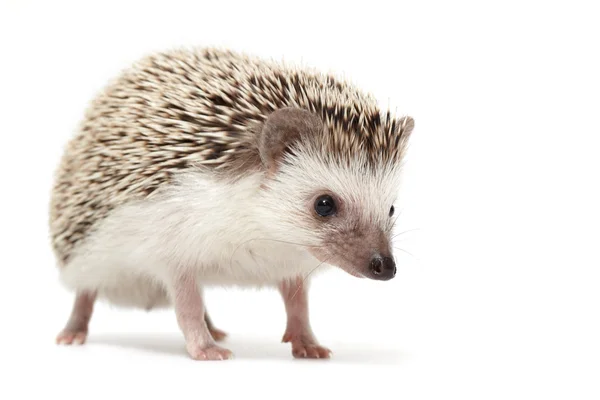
[282,332,332,359]
[186,344,233,361]
[291,343,332,359]
[56,330,88,345]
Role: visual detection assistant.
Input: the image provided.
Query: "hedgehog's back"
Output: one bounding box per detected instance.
[49,47,401,265]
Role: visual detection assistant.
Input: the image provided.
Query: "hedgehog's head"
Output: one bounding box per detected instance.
[258,107,414,281]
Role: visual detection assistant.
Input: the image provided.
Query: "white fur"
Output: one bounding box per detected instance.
[60,152,403,309]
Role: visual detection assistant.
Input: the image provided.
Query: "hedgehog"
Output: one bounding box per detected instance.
[49,47,414,360]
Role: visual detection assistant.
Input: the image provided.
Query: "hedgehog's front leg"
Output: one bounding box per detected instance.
[171,273,232,360]
[279,277,332,359]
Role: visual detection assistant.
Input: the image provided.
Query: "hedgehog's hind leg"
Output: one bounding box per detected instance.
[56,291,96,345]
[205,311,227,342]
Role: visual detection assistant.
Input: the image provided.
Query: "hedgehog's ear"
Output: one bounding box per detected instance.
[259,107,323,173]
[400,116,415,137]
[395,116,415,154]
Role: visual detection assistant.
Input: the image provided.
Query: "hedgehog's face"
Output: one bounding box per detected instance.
[265,155,402,281]
[258,108,412,281]
[304,189,398,280]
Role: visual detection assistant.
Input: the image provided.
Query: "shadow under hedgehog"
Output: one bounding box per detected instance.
[50,47,414,360]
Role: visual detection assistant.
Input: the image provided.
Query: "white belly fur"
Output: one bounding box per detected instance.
[59,170,327,309]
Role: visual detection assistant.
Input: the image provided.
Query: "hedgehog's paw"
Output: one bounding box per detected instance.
[186,343,233,361]
[208,326,228,342]
[282,332,332,359]
[56,329,88,345]
[290,342,332,359]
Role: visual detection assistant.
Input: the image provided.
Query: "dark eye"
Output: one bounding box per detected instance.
[314,195,336,217]
[389,205,395,217]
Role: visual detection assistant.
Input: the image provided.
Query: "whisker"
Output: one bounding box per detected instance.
[391,208,404,227]
[393,246,416,259]
[290,256,333,301]
[392,227,421,240]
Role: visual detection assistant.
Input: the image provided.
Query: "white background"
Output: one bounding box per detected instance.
[1,1,599,399]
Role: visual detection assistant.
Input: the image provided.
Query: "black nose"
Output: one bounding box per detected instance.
[369,256,396,280]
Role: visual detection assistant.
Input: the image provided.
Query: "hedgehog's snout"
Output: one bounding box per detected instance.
[368,255,396,281]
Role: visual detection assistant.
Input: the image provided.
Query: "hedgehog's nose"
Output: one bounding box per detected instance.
[369,256,396,281]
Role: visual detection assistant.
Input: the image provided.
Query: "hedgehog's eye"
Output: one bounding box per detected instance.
[389,205,395,217]
[315,195,336,217]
